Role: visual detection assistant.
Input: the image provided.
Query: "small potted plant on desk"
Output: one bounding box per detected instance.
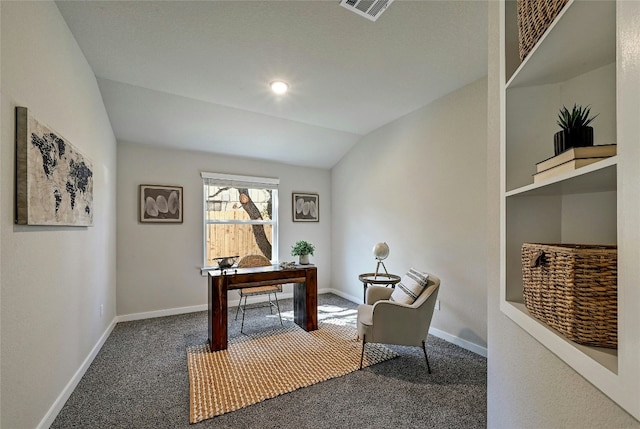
[554,103,599,155]
[291,240,315,265]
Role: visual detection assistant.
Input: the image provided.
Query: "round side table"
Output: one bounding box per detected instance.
[358,273,401,302]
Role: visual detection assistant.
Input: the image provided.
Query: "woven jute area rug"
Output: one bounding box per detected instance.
[187,321,397,423]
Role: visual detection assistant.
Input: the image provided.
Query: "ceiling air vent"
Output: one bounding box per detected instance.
[339,0,395,22]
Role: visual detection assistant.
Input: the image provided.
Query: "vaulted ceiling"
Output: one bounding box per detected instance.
[56,0,488,168]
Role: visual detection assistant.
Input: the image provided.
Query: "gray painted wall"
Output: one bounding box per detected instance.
[0,2,117,428]
[3,2,638,428]
[0,2,3,425]
[486,2,640,427]
[116,143,331,317]
[331,78,489,349]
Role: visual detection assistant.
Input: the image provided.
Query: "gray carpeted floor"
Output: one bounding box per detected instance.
[51,293,486,428]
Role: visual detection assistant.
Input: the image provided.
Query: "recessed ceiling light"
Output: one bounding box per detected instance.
[270,80,289,95]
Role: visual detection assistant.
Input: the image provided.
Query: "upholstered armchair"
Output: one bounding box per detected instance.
[357,271,441,372]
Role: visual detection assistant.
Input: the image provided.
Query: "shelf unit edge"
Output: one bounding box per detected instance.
[505,156,617,197]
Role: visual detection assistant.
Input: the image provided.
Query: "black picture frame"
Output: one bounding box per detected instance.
[139,184,183,223]
[292,192,319,222]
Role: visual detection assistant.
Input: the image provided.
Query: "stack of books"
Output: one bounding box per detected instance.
[533,144,617,183]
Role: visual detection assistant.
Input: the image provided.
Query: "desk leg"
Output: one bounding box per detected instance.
[208,275,228,351]
[362,282,367,303]
[294,269,318,331]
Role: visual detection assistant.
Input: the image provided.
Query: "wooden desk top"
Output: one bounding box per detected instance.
[208,264,316,290]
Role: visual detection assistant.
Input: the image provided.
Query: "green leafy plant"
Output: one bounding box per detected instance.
[291,240,315,256]
[557,104,599,132]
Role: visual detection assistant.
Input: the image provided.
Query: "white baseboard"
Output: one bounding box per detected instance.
[325,288,362,305]
[37,317,118,429]
[115,289,488,357]
[429,327,488,357]
[117,304,209,322]
[116,289,336,322]
[325,289,487,357]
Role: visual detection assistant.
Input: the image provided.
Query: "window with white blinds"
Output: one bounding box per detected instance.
[201,172,279,269]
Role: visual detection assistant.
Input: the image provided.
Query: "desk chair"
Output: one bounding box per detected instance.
[234,254,283,333]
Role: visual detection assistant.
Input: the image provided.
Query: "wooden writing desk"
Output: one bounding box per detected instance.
[208,264,318,351]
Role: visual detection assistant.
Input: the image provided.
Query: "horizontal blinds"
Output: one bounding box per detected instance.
[201,172,279,189]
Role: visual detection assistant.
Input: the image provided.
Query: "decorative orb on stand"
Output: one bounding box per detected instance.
[372,242,390,278]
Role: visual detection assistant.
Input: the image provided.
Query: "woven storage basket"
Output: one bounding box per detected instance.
[517,0,570,61]
[521,243,617,348]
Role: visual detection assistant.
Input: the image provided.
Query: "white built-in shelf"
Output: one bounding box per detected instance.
[500,0,640,420]
[506,156,617,197]
[501,301,618,373]
[506,0,615,89]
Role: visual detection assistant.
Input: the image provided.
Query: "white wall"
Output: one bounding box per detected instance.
[0,2,117,428]
[331,78,488,350]
[0,3,3,425]
[0,2,6,426]
[487,2,640,427]
[116,143,331,317]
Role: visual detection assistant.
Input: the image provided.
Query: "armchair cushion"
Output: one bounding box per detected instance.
[365,285,394,305]
[389,268,429,305]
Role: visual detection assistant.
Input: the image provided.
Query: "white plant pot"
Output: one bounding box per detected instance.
[299,254,310,265]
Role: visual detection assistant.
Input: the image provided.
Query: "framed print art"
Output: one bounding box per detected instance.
[15,106,94,226]
[140,184,183,223]
[292,192,319,222]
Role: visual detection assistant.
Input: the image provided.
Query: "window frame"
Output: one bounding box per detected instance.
[201,172,279,272]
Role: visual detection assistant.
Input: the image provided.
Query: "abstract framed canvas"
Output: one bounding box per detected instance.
[292,192,319,222]
[15,107,94,226]
[139,185,183,223]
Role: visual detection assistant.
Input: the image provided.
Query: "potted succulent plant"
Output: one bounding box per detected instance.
[554,104,599,155]
[291,240,315,265]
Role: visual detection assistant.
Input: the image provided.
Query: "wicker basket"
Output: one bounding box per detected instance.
[521,243,617,349]
[517,0,570,61]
